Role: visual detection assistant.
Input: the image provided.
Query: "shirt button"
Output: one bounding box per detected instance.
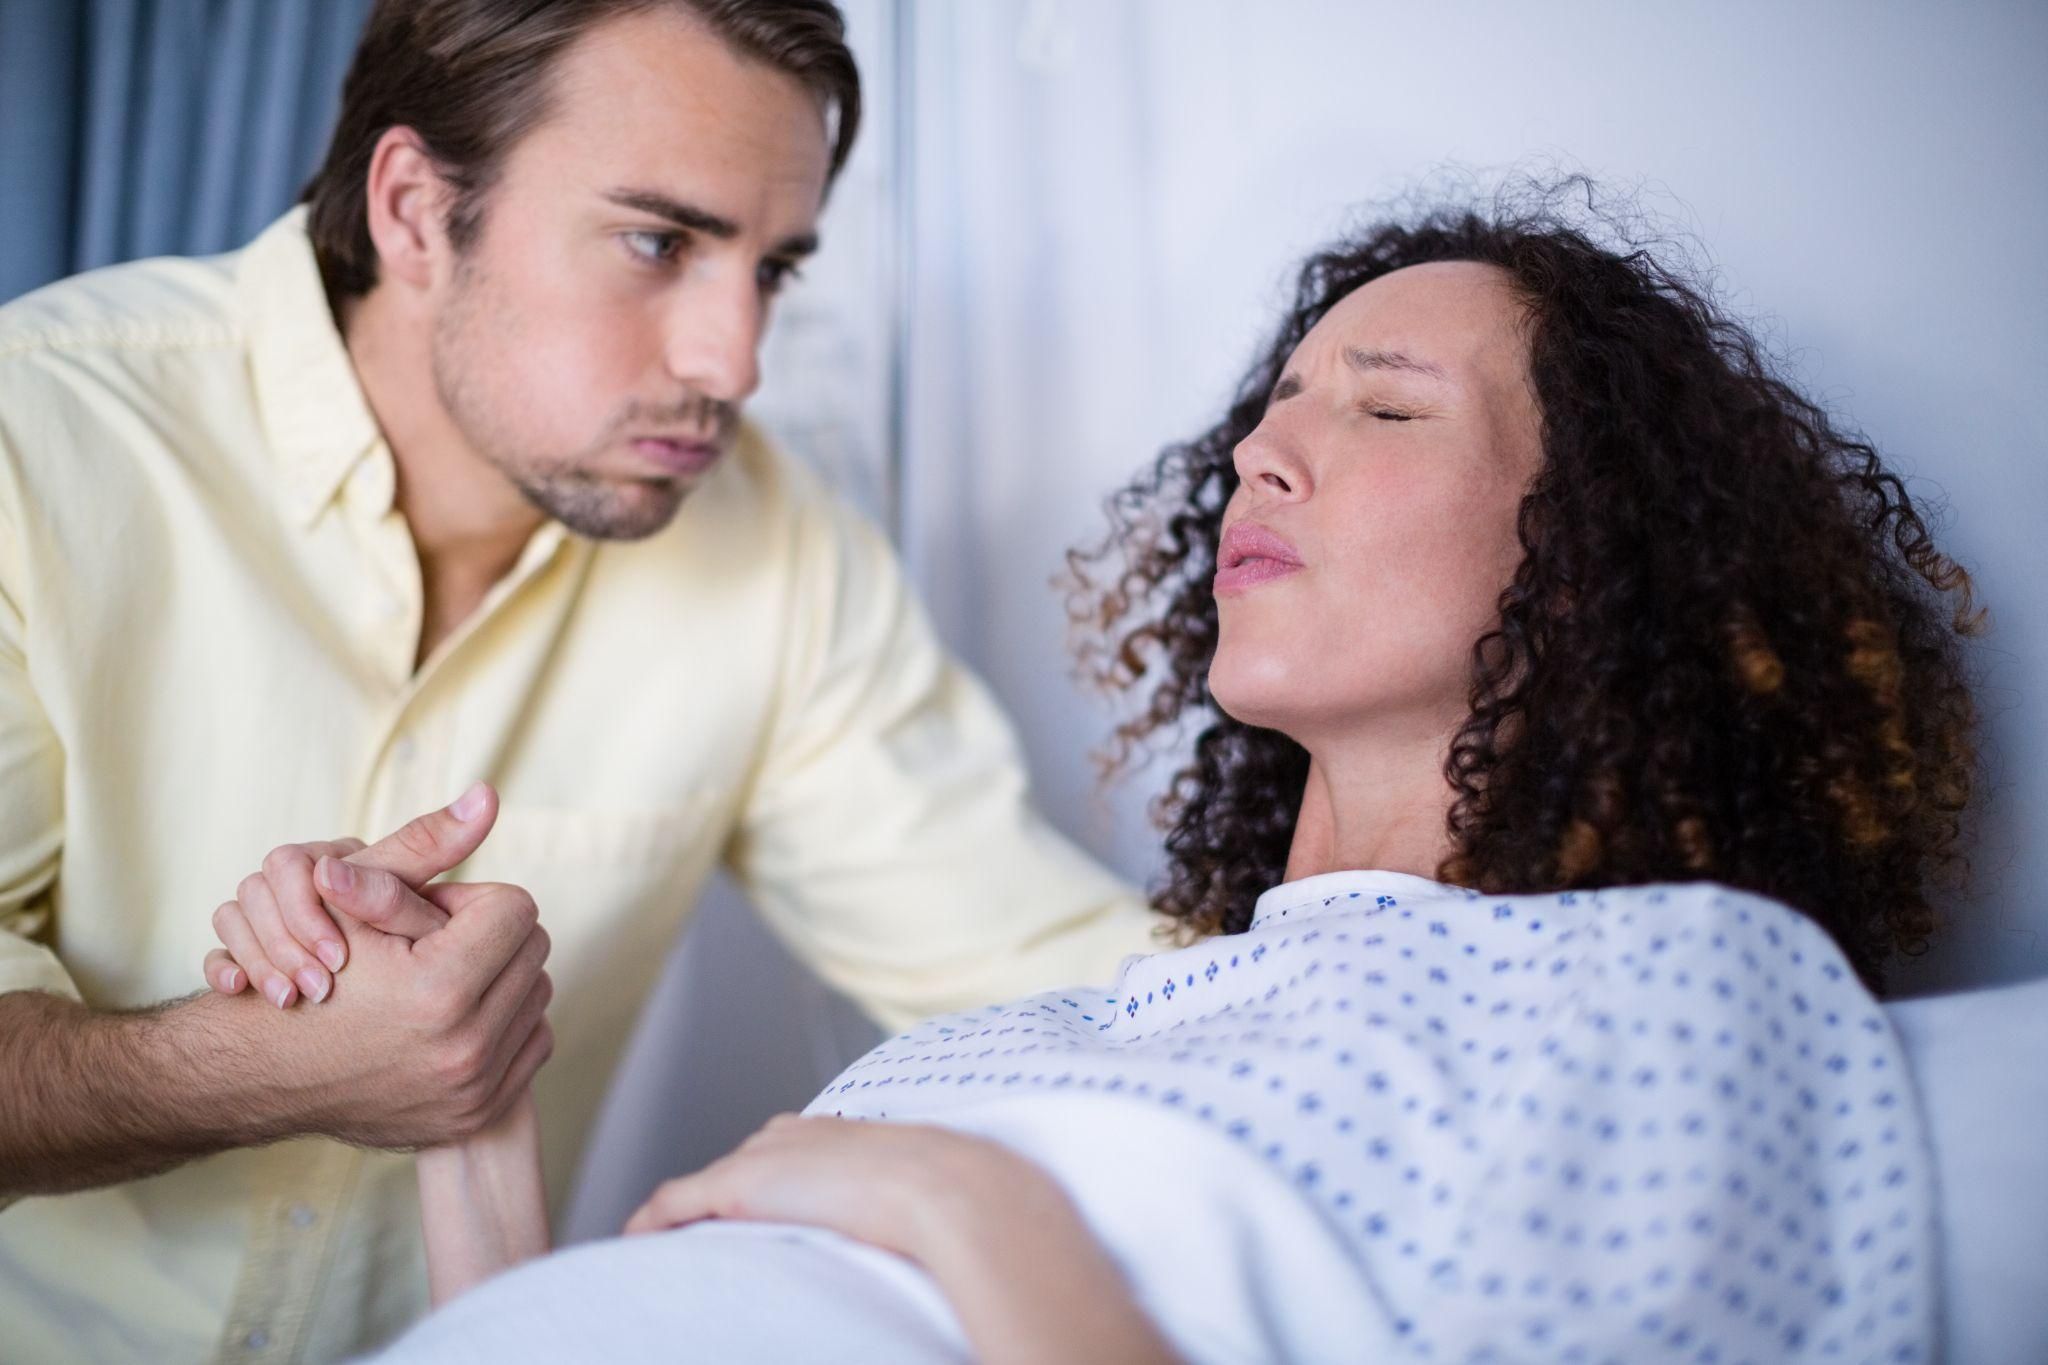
[392,736,417,763]
[244,1328,270,1350]
[287,1203,317,1229]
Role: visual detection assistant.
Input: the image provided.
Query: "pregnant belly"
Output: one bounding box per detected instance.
[361,1221,969,1364]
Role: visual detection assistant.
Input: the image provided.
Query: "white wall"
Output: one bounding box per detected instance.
[569,0,2048,1235]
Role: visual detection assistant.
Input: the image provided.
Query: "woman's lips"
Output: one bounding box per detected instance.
[1213,521,1304,597]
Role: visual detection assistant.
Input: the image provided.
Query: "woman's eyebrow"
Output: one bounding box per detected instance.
[1269,346,1451,403]
[1343,345,1450,382]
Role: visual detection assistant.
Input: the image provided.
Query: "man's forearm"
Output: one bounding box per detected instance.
[0,988,296,1199]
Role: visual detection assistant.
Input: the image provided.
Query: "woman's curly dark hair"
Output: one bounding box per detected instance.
[1068,180,1982,994]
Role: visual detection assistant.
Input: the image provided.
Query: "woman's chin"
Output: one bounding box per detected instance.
[1208,665,1315,738]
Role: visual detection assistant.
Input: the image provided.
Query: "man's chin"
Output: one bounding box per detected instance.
[522,476,693,542]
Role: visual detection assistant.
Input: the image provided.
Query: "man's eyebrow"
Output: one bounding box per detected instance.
[1343,346,1449,381]
[602,189,820,258]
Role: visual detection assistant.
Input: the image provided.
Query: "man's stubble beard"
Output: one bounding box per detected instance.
[428,259,698,543]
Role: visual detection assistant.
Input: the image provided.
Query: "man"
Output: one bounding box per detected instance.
[0,2,1156,1360]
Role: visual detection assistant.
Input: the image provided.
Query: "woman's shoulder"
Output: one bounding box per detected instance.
[1564,881,1867,994]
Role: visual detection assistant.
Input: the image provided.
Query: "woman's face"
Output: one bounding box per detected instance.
[1208,261,1543,746]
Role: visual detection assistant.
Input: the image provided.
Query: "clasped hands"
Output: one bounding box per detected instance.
[198,783,554,1149]
[199,784,1065,1254]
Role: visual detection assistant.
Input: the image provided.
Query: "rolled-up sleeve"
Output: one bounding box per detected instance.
[727,482,1162,1032]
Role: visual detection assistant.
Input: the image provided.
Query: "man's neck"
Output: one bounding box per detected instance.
[342,286,546,664]
[1283,716,1461,884]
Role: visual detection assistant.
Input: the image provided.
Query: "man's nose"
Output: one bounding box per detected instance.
[663,275,763,404]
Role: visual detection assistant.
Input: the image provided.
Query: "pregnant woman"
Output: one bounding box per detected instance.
[210,183,1980,1364]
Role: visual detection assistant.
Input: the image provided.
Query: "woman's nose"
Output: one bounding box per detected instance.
[1231,420,1312,501]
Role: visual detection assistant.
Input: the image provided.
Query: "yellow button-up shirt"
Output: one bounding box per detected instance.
[0,210,1158,1363]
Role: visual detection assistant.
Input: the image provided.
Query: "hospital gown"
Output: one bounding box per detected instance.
[370,871,1935,1363]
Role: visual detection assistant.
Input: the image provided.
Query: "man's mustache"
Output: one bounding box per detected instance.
[619,395,737,441]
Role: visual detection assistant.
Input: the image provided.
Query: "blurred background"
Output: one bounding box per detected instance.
[3,0,2042,1238]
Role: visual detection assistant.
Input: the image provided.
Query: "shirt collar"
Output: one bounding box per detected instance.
[1249,868,1467,930]
[239,206,383,527]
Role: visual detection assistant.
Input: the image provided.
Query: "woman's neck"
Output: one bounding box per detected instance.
[1283,733,1458,883]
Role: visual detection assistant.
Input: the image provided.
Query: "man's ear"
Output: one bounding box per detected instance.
[363,126,453,294]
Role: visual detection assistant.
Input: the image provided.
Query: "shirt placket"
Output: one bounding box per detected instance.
[216,451,577,1360]
[214,1143,362,1363]
[353,519,574,835]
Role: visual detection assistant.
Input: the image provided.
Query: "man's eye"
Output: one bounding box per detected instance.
[1371,409,1416,422]
[757,258,804,295]
[623,230,684,264]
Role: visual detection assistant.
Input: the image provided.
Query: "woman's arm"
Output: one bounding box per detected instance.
[626,1114,1179,1365]
[415,1091,551,1306]
[902,1138,1180,1365]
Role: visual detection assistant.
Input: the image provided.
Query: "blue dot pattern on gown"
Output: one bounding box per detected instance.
[807,871,1934,1364]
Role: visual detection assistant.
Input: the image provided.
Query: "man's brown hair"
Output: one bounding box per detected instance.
[302,0,860,303]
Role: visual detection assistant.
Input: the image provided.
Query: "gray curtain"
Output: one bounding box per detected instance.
[0,0,372,304]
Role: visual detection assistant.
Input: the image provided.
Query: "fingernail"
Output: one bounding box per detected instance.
[316,940,346,972]
[316,856,356,894]
[450,781,489,823]
[266,977,294,1009]
[296,968,330,1003]
[225,966,244,993]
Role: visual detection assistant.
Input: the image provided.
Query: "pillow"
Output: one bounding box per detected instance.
[1886,976,2048,1363]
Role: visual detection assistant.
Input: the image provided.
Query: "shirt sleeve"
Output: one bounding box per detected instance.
[725,478,1162,1033]
[0,456,76,1002]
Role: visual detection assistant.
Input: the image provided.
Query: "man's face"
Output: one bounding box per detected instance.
[427,7,831,539]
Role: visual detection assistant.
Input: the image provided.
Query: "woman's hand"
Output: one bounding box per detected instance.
[623,1113,1022,1260]
[624,1114,1182,1365]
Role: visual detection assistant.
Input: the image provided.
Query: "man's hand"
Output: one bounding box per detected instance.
[0,786,557,1199]
[201,784,557,1149]
[249,872,556,1149]
[202,782,494,1006]
[195,785,557,1149]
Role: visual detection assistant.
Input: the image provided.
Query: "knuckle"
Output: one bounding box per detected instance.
[261,844,308,878]
[356,869,397,910]
[433,1038,486,1087]
[443,1105,489,1141]
[455,1034,490,1080]
[211,901,240,935]
[491,885,539,930]
[396,818,445,861]
[237,873,266,906]
[421,989,465,1035]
